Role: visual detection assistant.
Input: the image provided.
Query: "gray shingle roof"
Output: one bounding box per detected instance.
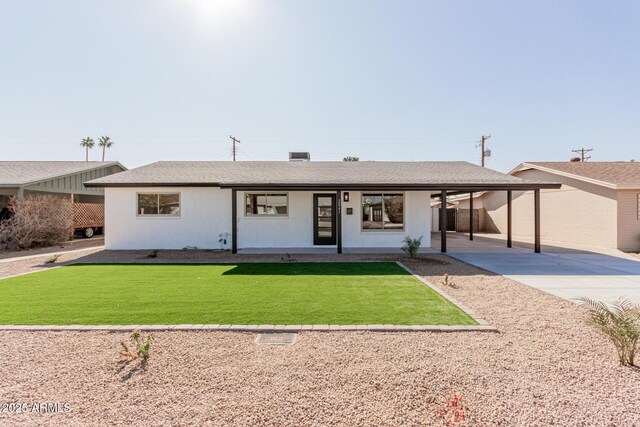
[0,161,124,186]
[85,161,559,190]
[523,162,640,189]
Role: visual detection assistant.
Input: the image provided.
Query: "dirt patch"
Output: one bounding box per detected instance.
[1,253,639,425]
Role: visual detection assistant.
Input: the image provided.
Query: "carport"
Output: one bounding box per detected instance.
[432,186,557,253]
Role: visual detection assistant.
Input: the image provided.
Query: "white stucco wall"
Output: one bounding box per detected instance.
[237,191,314,248]
[340,191,431,249]
[105,187,232,250]
[105,188,432,250]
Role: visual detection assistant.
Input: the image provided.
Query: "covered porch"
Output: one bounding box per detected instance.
[229,184,558,255]
[230,188,431,254]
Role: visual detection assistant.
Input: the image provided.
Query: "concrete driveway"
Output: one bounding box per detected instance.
[434,233,640,304]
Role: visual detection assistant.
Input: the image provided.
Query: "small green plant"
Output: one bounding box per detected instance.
[401,235,423,258]
[146,250,158,258]
[281,253,296,262]
[442,273,457,289]
[120,329,155,361]
[578,297,640,366]
[45,254,60,264]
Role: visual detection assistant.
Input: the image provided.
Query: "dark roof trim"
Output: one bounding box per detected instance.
[86,182,561,191]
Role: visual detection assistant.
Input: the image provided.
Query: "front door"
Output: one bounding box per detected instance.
[313,194,336,245]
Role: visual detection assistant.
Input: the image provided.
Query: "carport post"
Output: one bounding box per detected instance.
[534,189,541,253]
[469,192,474,241]
[231,189,237,254]
[336,190,342,254]
[440,190,447,253]
[507,190,512,248]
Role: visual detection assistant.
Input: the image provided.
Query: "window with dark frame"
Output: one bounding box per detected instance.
[361,193,404,231]
[137,193,180,216]
[245,193,288,216]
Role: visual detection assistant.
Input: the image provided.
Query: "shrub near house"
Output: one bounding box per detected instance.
[0,196,73,250]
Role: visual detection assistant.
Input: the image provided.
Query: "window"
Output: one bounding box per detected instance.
[137,193,180,216]
[245,193,288,216]
[362,193,404,231]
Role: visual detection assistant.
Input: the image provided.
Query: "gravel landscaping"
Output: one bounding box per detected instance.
[1,250,639,426]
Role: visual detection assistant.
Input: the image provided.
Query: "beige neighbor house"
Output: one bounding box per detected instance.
[456,162,640,252]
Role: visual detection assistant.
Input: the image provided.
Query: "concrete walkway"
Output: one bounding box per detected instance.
[0,237,104,263]
[434,233,640,304]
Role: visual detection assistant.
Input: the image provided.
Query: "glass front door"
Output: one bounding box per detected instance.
[313,194,336,245]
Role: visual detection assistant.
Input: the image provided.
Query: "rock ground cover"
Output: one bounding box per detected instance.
[0,250,639,426]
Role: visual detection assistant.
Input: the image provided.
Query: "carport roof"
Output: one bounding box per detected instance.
[85,161,560,191]
[0,161,125,187]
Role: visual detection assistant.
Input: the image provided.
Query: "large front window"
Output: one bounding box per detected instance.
[245,193,288,216]
[362,193,404,231]
[137,193,180,216]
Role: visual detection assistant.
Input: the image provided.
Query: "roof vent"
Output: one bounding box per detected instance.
[289,152,311,162]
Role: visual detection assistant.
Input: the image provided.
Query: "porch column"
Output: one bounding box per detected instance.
[469,192,474,241]
[507,190,512,248]
[336,190,342,254]
[534,189,541,253]
[440,190,447,253]
[231,189,238,254]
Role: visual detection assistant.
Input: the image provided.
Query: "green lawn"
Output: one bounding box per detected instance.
[0,262,475,325]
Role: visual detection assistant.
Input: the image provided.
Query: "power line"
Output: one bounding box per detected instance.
[230,135,240,162]
[571,147,593,162]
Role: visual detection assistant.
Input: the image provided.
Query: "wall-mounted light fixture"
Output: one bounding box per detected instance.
[343,192,350,202]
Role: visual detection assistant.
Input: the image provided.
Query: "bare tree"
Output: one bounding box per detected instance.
[80,137,95,161]
[0,196,74,250]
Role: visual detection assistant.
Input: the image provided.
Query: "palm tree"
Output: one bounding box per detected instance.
[80,137,95,162]
[578,297,640,366]
[98,135,114,161]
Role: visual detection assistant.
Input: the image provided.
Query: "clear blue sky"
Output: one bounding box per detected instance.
[1,1,638,170]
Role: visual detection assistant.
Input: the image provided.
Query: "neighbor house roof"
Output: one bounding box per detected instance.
[513,162,640,189]
[0,161,126,187]
[85,161,560,191]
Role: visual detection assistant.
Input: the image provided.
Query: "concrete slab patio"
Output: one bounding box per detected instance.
[434,232,640,304]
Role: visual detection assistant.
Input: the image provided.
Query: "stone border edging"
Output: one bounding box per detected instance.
[0,324,497,332]
[395,261,497,331]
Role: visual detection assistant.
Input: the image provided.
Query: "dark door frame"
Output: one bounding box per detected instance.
[313,193,337,245]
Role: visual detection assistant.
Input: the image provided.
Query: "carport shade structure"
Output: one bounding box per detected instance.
[436,187,545,253]
[84,161,560,253]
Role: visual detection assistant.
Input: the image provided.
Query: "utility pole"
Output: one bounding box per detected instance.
[477,134,491,167]
[230,135,240,161]
[571,147,593,162]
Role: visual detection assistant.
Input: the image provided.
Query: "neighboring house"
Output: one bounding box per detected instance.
[0,161,127,234]
[457,162,640,252]
[85,160,558,253]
